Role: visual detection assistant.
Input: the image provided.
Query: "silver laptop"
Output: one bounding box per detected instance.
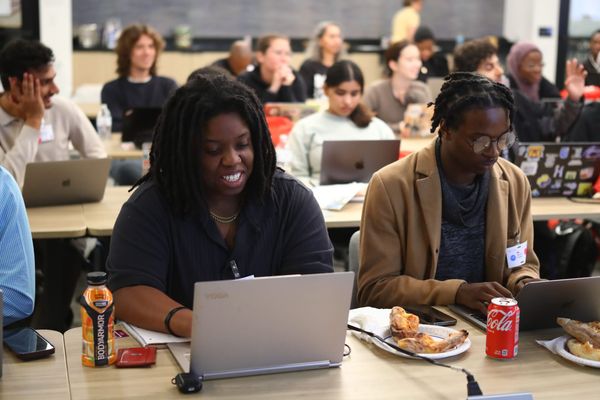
[449,276,600,331]
[319,139,400,185]
[169,272,353,380]
[22,158,111,207]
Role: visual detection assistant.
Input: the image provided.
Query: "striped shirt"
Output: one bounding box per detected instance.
[0,166,35,326]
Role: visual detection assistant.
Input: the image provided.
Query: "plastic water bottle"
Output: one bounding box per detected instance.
[276,134,293,172]
[96,104,112,141]
[80,271,116,367]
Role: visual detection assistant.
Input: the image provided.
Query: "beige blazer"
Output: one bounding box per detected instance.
[357,140,540,307]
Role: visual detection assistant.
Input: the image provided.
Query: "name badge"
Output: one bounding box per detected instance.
[506,240,527,269]
[39,122,55,143]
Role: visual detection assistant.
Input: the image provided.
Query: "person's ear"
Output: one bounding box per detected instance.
[256,51,266,65]
[388,59,398,73]
[439,120,452,140]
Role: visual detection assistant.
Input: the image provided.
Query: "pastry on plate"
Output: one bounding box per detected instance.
[390,306,468,354]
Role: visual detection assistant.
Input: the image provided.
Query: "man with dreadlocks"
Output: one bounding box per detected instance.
[358,72,540,314]
[106,72,333,338]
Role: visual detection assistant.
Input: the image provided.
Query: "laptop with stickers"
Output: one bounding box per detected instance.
[513,142,600,197]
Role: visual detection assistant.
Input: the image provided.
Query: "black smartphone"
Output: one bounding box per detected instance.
[402,305,457,326]
[3,327,56,361]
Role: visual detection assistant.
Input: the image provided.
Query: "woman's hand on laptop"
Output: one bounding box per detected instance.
[455,282,513,315]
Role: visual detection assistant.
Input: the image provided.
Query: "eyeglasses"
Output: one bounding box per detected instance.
[470,131,516,154]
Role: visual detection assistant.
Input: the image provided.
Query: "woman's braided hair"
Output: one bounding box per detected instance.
[133,72,276,214]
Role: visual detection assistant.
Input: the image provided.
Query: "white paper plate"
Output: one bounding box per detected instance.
[371,324,471,360]
[552,335,600,368]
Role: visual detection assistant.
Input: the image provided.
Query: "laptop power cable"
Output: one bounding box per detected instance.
[347,324,483,397]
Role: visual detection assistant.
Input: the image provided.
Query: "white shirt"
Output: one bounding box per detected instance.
[0,96,106,186]
[287,111,394,180]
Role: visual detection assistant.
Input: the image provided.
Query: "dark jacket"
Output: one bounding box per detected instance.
[238,66,307,104]
[508,75,582,144]
[565,102,600,142]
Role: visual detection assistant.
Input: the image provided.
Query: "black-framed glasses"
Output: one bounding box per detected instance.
[470,131,516,154]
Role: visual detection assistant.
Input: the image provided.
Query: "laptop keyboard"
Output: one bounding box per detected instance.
[472,312,487,324]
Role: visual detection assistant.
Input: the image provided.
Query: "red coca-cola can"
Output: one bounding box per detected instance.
[486,297,520,359]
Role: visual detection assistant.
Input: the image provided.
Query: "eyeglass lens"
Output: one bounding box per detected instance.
[472,131,515,154]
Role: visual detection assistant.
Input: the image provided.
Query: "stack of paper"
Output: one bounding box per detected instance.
[310,182,366,211]
[121,322,190,346]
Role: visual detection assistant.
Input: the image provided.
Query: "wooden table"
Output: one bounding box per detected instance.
[104,134,144,160]
[84,186,363,235]
[0,330,69,399]
[64,314,600,399]
[531,197,600,221]
[27,187,600,240]
[83,186,132,236]
[27,204,86,239]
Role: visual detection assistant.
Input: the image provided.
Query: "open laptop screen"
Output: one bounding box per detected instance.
[121,107,162,147]
[188,272,353,380]
[320,139,400,185]
[513,142,600,197]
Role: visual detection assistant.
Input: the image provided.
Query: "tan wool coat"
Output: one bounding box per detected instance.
[357,140,540,308]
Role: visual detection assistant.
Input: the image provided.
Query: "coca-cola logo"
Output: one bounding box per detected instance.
[487,309,516,332]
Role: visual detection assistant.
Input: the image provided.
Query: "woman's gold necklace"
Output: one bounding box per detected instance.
[209,210,239,224]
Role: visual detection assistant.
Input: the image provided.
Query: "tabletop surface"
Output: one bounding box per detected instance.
[63,310,600,399]
[28,184,600,239]
[0,330,69,400]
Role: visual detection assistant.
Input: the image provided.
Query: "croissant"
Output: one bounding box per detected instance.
[390,306,468,354]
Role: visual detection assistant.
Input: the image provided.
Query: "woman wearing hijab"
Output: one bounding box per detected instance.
[506,42,586,143]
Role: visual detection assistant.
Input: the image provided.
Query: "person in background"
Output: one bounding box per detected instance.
[107,73,332,338]
[363,40,431,134]
[299,21,344,99]
[0,166,35,327]
[583,29,600,87]
[565,102,600,142]
[453,37,505,84]
[211,40,253,77]
[390,0,422,43]
[0,39,106,186]
[358,72,540,312]
[506,42,585,143]
[101,24,177,185]
[414,26,449,83]
[0,39,106,331]
[288,60,394,181]
[238,35,306,104]
[102,24,177,132]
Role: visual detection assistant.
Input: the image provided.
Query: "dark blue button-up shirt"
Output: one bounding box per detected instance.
[107,171,333,308]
